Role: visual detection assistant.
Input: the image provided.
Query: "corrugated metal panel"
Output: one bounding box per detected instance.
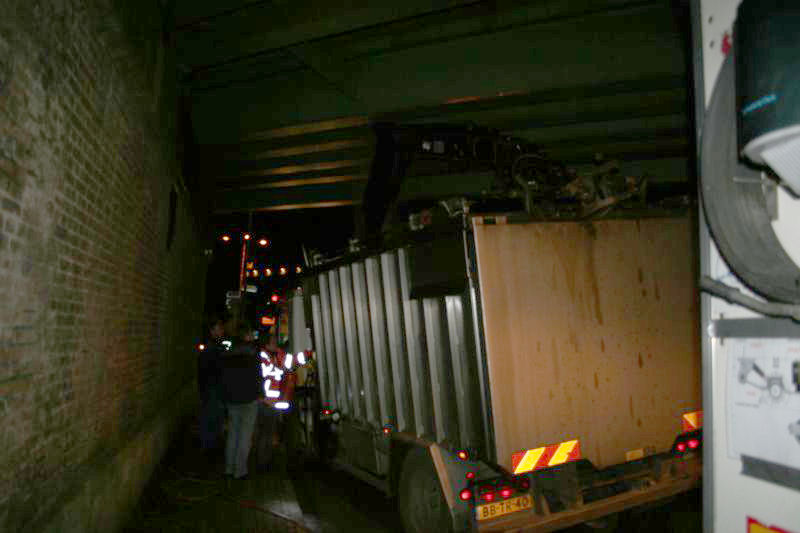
[380,251,414,432]
[290,293,312,354]
[328,270,352,414]
[339,265,365,419]
[310,293,329,404]
[318,274,341,409]
[365,257,396,426]
[308,234,489,453]
[352,262,380,427]
[397,248,434,440]
[422,297,459,444]
[445,294,483,451]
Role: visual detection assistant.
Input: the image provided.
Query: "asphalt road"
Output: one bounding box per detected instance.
[124,418,701,533]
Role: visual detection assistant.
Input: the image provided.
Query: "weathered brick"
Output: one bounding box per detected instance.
[0,1,206,531]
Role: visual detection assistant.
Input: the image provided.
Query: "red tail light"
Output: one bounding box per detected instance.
[459,488,472,501]
[674,429,702,455]
[479,485,496,502]
[382,426,391,435]
[517,477,531,491]
[466,471,476,480]
[499,487,514,499]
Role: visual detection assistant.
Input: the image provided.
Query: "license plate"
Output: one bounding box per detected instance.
[476,494,533,521]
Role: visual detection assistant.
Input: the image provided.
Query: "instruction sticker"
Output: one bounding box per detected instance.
[727,339,800,471]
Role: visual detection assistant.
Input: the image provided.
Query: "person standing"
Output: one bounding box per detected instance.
[221,326,262,479]
[198,315,227,455]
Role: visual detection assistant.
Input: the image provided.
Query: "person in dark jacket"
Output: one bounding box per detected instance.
[198,315,227,454]
[221,326,263,479]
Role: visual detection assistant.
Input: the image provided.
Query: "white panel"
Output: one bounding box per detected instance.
[700,1,800,532]
[709,337,800,532]
[701,0,738,105]
[773,188,800,269]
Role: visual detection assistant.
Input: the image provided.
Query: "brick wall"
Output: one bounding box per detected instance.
[0,1,207,530]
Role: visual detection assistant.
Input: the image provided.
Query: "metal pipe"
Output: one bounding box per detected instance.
[700,277,800,322]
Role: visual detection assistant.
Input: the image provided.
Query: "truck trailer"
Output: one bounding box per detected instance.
[297,211,701,532]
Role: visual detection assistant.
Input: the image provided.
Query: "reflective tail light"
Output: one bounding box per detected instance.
[479,485,496,502]
[498,486,514,499]
[459,488,472,501]
[673,429,702,455]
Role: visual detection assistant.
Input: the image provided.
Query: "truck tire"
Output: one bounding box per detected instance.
[397,447,452,533]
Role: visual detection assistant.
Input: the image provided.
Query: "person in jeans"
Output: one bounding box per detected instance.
[221,326,262,479]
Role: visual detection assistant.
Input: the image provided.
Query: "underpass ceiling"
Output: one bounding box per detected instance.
[175,0,692,253]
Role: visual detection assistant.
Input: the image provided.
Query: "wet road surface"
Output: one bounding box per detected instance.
[124,417,400,532]
[124,417,700,532]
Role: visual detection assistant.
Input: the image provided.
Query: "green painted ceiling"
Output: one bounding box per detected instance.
[174,0,693,243]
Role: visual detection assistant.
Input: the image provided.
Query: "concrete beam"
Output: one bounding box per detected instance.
[213,180,367,213]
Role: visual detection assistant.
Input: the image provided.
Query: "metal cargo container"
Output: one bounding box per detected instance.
[303,213,701,531]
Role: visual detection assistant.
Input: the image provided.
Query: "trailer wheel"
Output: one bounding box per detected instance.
[397,447,452,533]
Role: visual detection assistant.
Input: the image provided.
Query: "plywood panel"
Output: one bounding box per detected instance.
[474,218,700,470]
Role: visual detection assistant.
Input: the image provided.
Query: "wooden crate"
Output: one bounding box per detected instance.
[473,217,700,471]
